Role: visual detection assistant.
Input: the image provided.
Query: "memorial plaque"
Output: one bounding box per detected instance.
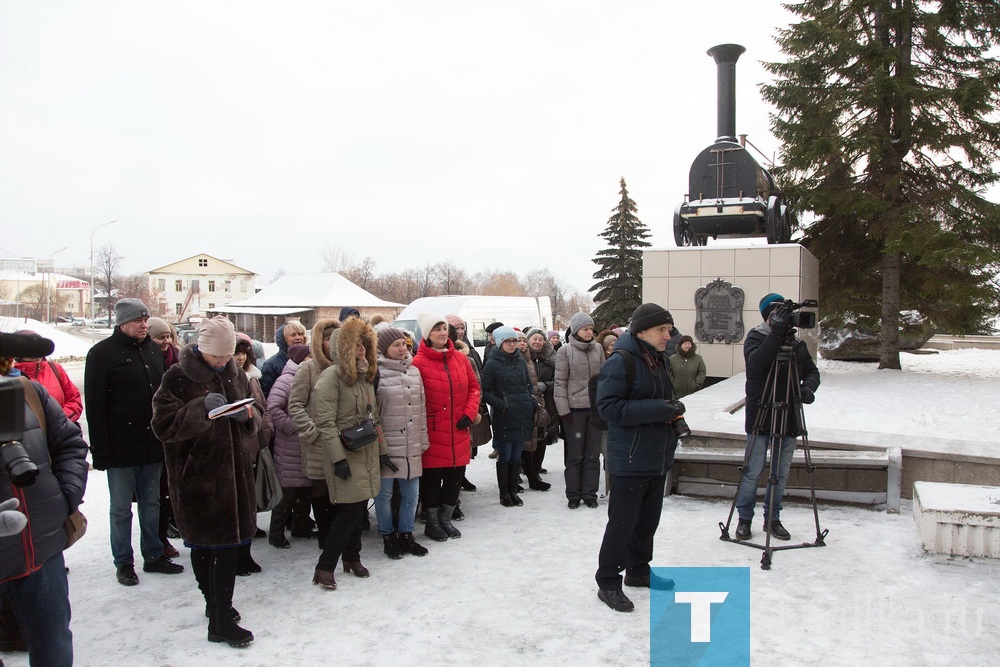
[694,278,745,344]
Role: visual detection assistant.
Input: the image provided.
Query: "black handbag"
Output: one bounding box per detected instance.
[341,403,379,452]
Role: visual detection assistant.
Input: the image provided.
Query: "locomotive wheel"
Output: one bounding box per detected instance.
[766,195,784,244]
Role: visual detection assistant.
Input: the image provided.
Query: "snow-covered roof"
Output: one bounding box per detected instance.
[229,272,403,309]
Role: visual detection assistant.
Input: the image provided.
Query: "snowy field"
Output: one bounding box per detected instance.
[1,318,1000,665]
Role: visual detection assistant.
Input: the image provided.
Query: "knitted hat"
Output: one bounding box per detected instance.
[339,306,361,322]
[445,314,465,329]
[568,312,594,335]
[417,313,447,341]
[492,326,518,349]
[377,327,408,356]
[114,298,149,325]
[759,293,785,319]
[197,316,237,356]
[629,303,672,334]
[527,328,547,341]
[147,317,171,340]
[547,330,559,339]
[287,344,311,365]
[485,322,504,335]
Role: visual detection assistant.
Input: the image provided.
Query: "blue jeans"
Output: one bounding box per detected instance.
[375,476,420,535]
[0,551,73,667]
[735,434,797,521]
[493,440,523,464]
[107,463,164,566]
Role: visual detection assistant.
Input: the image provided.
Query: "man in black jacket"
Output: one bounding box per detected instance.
[594,303,684,613]
[0,355,89,666]
[734,293,821,542]
[85,299,183,585]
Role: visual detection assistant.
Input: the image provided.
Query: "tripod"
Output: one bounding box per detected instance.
[719,329,827,570]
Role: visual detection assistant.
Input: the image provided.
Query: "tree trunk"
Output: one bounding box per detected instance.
[879,251,901,369]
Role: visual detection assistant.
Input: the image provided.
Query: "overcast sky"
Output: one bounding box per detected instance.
[0,1,794,294]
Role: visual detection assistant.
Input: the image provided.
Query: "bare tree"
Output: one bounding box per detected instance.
[524,269,567,322]
[18,284,70,321]
[435,261,469,295]
[475,270,526,296]
[344,257,377,291]
[321,245,356,273]
[94,243,124,318]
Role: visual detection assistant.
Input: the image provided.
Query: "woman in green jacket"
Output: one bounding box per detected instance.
[311,318,389,590]
[668,335,707,398]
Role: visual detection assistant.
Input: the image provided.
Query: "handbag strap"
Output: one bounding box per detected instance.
[19,377,46,437]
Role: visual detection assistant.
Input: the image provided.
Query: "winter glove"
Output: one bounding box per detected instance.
[800,386,816,405]
[664,399,686,419]
[227,404,251,423]
[334,459,351,480]
[769,305,792,336]
[380,455,399,473]
[0,498,27,538]
[203,392,227,414]
[456,415,472,430]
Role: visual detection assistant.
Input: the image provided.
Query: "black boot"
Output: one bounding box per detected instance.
[439,505,462,538]
[235,542,261,576]
[398,532,428,557]
[497,462,512,506]
[383,532,404,560]
[424,507,448,542]
[207,548,253,648]
[508,461,524,506]
[451,499,464,521]
[193,549,240,622]
[525,452,551,491]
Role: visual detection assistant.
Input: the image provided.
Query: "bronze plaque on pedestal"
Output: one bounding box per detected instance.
[694,278,745,344]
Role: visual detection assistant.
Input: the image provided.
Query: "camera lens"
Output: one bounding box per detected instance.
[0,442,39,488]
[670,415,691,440]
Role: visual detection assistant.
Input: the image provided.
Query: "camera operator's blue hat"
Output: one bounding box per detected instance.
[759,293,785,318]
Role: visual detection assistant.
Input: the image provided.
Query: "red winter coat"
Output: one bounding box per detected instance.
[14,359,83,423]
[412,340,481,469]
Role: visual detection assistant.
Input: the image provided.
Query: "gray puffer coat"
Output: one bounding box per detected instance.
[376,355,429,480]
[554,334,604,416]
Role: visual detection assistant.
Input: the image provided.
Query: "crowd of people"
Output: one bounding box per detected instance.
[0,291,819,661]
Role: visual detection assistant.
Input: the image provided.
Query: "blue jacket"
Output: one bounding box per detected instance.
[260,323,292,397]
[480,347,535,443]
[596,331,679,476]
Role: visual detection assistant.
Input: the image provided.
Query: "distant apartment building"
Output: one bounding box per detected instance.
[147,253,257,323]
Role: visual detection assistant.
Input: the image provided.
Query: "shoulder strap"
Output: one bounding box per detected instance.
[47,360,64,384]
[612,349,636,398]
[18,377,46,437]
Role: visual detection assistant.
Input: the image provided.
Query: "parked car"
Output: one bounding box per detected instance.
[56,316,74,324]
[72,317,88,326]
[92,316,115,328]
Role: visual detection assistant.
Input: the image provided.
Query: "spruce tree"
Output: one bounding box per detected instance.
[590,178,651,327]
[762,0,1000,369]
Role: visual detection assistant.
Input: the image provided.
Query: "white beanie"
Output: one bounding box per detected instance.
[197,316,237,356]
[417,313,447,341]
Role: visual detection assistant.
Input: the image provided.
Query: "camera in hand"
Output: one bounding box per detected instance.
[665,399,691,439]
[782,299,818,329]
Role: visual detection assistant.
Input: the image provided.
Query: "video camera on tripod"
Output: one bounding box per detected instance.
[0,332,57,487]
[776,299,819,330]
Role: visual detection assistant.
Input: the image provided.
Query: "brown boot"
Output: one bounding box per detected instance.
[312,567,337,589]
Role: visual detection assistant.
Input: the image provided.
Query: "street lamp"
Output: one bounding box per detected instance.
[90,219,118,344]
[45,246,69,323]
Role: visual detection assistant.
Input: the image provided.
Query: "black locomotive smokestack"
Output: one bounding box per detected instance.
[707,43,746,143]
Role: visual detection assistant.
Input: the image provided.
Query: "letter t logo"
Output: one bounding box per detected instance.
[674,592,729,642]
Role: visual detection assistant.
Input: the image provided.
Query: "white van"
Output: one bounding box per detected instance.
[393,295,553,353]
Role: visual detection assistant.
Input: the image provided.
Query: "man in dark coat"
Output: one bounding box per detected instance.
[594,303,684,613]
[85,298,183,585]
[0,354,88,667]
[734,293,821,542]
[260,321,307,397]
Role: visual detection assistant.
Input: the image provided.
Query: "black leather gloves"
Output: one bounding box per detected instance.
[456,415,472,430]
[334,460,351,480]
[380,455,399,472]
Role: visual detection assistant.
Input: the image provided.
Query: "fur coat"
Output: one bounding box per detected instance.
[312,318,388,503]
[151,345,261,546]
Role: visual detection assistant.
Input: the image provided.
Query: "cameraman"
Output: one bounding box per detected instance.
[735,293,821,542]
[593,303,682,613]
[0,351,89,667]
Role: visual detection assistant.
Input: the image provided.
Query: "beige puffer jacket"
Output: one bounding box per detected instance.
[554,334,605,416]
[375,355,429,480]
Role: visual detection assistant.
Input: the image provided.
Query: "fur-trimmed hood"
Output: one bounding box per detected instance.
[529,339,556,365]
[454,339,471,357]
[310,318,340,370]
[336,318,378,384]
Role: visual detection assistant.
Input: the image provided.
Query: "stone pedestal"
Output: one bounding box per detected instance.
[642,243,819,379]
[913,481,1000,559]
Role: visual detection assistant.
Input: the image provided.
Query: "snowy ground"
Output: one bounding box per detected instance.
[2,319,1000,666]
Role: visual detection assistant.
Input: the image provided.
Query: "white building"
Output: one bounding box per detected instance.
[147,253,257,323]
